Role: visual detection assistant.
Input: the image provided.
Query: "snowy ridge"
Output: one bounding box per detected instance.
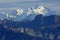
[0,5,57,21]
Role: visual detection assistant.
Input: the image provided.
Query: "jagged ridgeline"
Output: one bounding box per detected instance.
[0,5,60,40]
[0,5,58,21]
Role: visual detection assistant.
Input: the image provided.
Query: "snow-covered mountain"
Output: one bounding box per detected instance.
[0,5,57,21]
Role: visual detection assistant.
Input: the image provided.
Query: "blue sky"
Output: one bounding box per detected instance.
[0,0,60,3]
[0,0,39,3]
[0,0,60,13]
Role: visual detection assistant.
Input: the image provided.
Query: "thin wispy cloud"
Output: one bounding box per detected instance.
[0,0,60,3]
[0,0,39,3]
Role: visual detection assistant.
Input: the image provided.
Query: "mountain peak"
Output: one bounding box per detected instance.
[0,5,57,21]
[16,9,23,15]
[27,5,48,16]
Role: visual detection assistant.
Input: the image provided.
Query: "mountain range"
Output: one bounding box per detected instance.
[0,5,60,40]
[0,14,60,40]
[0,5,58,21]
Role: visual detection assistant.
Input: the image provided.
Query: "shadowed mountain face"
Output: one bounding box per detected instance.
[0,14,60,40]
[2,14,60,28]
[0,26,47,40]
